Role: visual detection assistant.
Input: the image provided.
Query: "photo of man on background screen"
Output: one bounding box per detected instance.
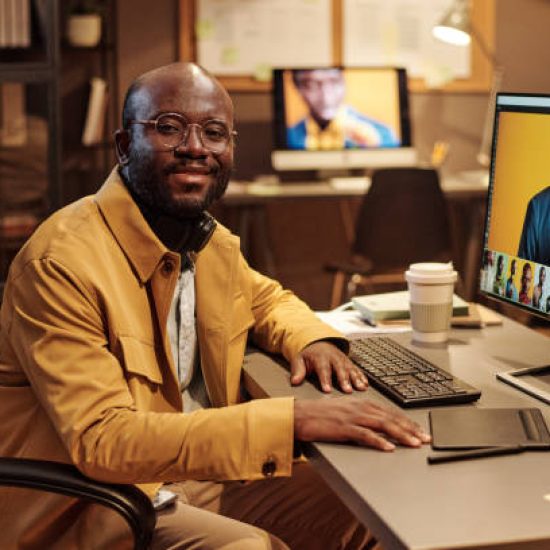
[517,186,550,265]
[287,68,398,151]
[532,265,546,309]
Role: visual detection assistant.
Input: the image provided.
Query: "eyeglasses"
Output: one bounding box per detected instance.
[128,112,237,153]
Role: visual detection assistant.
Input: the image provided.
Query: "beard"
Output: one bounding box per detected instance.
[125,147,232,220]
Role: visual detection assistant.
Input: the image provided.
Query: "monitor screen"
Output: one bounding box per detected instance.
[271,66,415,171]
[480,93,550,320]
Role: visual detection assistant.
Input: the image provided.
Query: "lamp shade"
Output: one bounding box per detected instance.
[432,0,471,46]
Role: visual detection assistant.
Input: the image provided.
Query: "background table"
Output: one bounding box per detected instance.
[218,171,488,304]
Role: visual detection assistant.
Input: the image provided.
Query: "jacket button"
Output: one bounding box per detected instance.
[261,457,277,478]
[161,259,175,276]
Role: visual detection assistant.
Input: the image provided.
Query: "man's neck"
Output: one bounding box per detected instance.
[119,168,197,253]
[147,215,195,253]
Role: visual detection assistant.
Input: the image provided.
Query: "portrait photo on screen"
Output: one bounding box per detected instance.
[488,111,550,262]
[277,67,405,151]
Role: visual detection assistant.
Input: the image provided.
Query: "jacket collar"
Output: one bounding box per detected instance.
[95,167,170,284]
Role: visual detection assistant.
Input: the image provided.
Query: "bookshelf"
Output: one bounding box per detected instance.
[0,0,118,284]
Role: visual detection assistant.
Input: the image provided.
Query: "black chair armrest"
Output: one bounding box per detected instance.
[0,458,156,550]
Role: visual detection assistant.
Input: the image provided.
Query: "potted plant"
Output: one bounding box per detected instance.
[66,0,104,48]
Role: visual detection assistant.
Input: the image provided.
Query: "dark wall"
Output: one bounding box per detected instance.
[116,0,179,117]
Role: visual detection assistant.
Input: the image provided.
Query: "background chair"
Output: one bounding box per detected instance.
[326,167,455,308]
[0,458,156,550]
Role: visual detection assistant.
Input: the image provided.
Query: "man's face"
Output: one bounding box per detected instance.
[521,265,532,291]
[540,267,546,285]
[124,68,234,219]
[295,69,345,125]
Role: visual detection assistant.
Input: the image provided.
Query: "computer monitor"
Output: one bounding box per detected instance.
[271,66,417,172]
[480,93,550,321]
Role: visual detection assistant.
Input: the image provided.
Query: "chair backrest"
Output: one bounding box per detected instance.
[353,167,452,270]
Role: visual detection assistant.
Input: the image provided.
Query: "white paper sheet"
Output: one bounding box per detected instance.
[343,0,471,86]
[196,0,332,77]
[316,309,411,339]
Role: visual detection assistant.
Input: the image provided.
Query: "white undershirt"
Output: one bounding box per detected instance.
[167,257,210,411]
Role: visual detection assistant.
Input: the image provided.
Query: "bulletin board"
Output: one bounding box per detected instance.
[179,0,495,93]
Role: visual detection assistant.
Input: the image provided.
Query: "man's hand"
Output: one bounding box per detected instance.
[294,397,431,451]
[290,341,368,394]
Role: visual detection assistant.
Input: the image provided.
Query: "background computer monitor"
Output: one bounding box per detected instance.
[480,93,550,321]
[271,66,416,172]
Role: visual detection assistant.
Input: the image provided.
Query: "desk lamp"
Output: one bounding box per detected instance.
[432,0,503,168]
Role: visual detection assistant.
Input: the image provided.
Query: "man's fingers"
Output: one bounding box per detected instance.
[357,408,428,447]
[379,407,431,443]
[333,358,353,394]
[349,425,396,451]
[296,342,370,394]
[349,367,368,391]
[309,356,333,392]
[330,356,367,394]
[289,356,306,386]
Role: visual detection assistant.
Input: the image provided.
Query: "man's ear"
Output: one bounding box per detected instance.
[114,129,130,165]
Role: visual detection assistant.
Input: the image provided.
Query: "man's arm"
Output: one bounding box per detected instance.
[245,262,367,392]
[240,260,431,450]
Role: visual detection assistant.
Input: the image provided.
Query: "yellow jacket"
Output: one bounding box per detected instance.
[0,169,346,548]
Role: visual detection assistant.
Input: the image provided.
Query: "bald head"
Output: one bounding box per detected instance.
[115,62,235,222]
[122,62,233,129]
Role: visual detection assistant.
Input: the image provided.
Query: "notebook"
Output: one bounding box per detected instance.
[429,407,550,450]
[352,290,469,324]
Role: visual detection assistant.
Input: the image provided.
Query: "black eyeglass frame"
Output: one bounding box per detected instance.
[127,112,237,153]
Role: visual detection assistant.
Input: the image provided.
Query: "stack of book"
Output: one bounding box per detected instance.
[351,290,470,325]
[0,0,31,49]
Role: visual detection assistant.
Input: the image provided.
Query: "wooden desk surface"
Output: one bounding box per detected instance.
[243,316,550,550]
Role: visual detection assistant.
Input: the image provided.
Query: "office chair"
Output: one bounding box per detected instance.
[0,458,156,550]
[326,167,455,308]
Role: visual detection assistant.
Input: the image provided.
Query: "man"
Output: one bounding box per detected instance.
[492,254,505,296]
[505,258,518,301]
[519,262,533,305]
[532,265,546,309]
[518,186,550,265]
[287,68,398,150]
[0,63,429,549]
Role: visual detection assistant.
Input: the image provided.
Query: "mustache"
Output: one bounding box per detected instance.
[163,161,215,175]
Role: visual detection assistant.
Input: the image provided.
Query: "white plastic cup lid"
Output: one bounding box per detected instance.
[405,262,457,285]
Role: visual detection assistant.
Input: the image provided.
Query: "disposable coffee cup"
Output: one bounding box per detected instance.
[405,262,458,344]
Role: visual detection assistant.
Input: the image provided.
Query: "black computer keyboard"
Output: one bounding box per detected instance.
[349,337,481,408]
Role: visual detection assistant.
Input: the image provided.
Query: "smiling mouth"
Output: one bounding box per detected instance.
[169,171,213,192]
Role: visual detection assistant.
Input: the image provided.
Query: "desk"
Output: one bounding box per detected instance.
[243,317,550,550]
[220,172,488,302]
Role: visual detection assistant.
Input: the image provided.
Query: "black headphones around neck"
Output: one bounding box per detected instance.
[186,211,217,253]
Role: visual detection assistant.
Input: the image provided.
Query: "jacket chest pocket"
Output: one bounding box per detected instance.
[119,336,164,405]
